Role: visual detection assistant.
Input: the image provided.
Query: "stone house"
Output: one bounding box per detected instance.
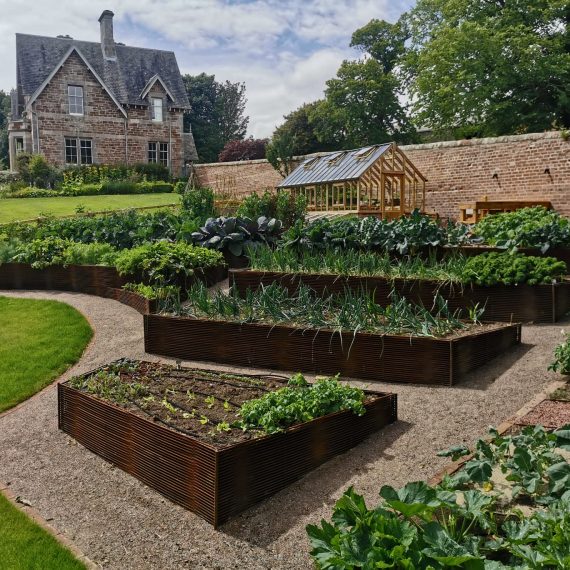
[8,10,197,175]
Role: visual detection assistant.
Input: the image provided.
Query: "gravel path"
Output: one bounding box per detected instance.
[0,289,566,569]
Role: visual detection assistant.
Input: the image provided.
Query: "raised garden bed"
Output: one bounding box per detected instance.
[144,314,521,385]
[0,263,227,314]
[229,268,570,323]
[58,360,397,527]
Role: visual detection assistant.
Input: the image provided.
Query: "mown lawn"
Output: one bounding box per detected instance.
[0,296,93,412]
[0,193,181,223]
[0,493,86,570]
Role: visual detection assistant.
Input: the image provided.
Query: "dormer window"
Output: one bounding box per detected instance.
[68,85,84,115]
[151,97,163,122]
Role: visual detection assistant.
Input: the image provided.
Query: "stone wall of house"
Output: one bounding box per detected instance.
[193,131,570,218]
[33,51,186,175]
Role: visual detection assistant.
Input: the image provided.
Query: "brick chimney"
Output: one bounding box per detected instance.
[98,10,116,60]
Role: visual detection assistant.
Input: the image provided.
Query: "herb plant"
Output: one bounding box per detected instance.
[122,282,180,301]
[462,252,567,286]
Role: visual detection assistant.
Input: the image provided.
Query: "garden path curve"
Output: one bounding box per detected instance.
[0,289,567,569]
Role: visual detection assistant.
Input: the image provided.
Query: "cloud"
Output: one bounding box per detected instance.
[0,0,410,137]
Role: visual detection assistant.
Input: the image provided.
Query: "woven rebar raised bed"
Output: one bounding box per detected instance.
[229,269,570,323]
[0,263,227,314]
[58,367,397,527]
[144,315,521,385]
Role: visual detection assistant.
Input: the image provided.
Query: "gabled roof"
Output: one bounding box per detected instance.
[27,45,127,117]
[140,74,176,102]
[278,144,392,187]
[15,33,190,109]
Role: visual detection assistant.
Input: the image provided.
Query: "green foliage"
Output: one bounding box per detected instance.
[132,162,170,181]
[248,246,467,283]
[191,216,283,257]
[237,190,306,228]
[181,187,216,219]
[549,333,570,375]
[266,130,297,177]
[0,89,10,168]
[182,73,249,163]
[473,207,570,252]
[283,210,465,255]
[308,424,570,569]
[5,237,118,269]
[114,241,224,285]
[2,181,174,198]
[238,376,366,435]
[16,153,61,189]
[122,282,180,301]
[178,282,468,338]
[404,0,570,136]
[4,209,201,250]
[463,252,566,286]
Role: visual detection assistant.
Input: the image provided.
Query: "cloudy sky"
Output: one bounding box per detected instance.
[0,0,413,137]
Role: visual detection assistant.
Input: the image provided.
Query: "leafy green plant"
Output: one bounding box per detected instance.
[191,216,283,257]
[282,210,465,255]
[122,282,180,301]
[181,187,216,219]
[463,252,567,286]
[307,424,570,569]
[472,207,570,252]
[114,241,224,285]
[238,375,366,434]
[549,333,570,375]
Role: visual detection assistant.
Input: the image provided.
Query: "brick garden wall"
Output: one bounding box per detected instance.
[194,131,570,219]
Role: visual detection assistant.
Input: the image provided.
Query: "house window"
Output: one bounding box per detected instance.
[65,138,78,163]
[151,97,163,122]
[80,140,93,164]
[15,137,24,155]
[148,142,168,166]
[68,85,84,115]
[65,138,93,164]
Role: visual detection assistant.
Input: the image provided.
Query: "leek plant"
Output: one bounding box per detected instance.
[173,282,470,338]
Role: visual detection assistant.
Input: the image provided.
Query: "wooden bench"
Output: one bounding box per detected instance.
[459,199,552,223]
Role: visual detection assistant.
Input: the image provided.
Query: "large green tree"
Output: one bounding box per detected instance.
[182,74,249,163]
[0,90,11,169]
[309,19,417,148]
[403,0,570,136]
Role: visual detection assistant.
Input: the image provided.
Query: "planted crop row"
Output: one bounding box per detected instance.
[165,282,472,338]
[248,246,567,287]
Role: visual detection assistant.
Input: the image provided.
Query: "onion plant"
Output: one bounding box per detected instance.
[169,282,471,338]
[247,246,468,284]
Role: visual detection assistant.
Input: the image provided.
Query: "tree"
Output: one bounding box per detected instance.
[308,20,417,148]
[182,74,249,163]
[403,0,570,136]
[218,137,267,162]
[271,102,333,156]
[266,131,296,177]
[0,90,11,169]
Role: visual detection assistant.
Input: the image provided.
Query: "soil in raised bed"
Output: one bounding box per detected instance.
[515,400,570,429]
[68,360,379,448]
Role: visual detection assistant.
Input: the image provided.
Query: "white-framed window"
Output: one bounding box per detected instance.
[151,97,163,122]
[65,138,92,164]
[68,85,84,115]
[148,141,168,166]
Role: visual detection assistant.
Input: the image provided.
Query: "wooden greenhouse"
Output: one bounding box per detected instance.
[278,143,427,218]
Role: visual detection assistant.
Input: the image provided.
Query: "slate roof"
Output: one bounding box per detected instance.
[15,33,190,110]
[279,144,392,187]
